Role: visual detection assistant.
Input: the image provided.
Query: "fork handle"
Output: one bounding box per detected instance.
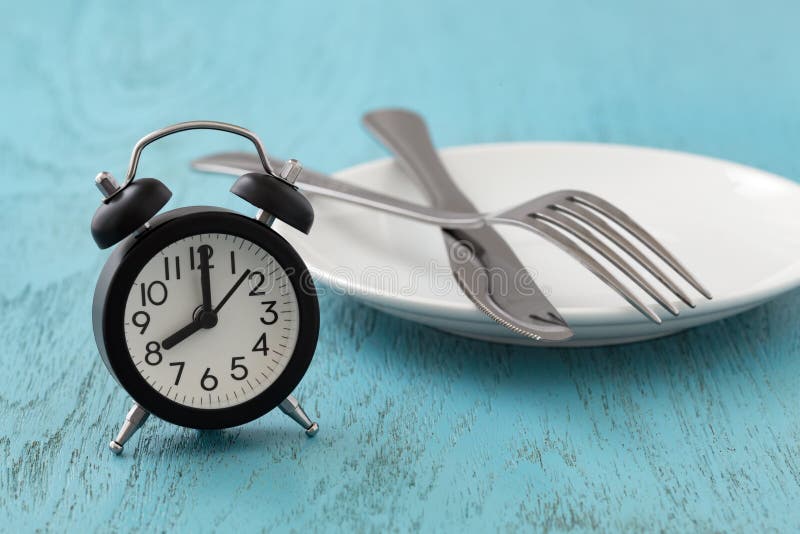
[191,152,484,227]
[362,109,476,211]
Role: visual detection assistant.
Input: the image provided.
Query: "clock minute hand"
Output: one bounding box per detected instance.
[214,269,251,314]
[198,245,213,312]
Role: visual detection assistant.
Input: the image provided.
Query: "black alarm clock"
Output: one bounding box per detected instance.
[91,121,320,454]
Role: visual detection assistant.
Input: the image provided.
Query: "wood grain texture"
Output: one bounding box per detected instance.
[2,0,800,531]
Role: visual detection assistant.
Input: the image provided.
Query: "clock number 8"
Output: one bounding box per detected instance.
[145,341,162,365]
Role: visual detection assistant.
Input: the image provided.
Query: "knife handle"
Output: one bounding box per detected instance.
[362,109,476,211]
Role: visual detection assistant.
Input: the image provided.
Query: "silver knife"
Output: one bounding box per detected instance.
[362,109,572,341]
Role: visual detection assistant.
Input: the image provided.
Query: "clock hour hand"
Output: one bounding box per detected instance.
[198,245,213,312]
[161,319,203,350]
[214,269,251,314]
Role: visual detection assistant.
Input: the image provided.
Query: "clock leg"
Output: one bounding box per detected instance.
[279,395,319,436]
[109,402,150,455]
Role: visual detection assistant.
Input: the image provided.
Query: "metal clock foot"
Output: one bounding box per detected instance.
[109,402,150,454]
[279,395,318,436]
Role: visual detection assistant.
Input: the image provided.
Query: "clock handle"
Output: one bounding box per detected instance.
[102,120,278,202]
[91,120,287,249]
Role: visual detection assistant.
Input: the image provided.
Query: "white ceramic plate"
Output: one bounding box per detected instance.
[275,143,800,346]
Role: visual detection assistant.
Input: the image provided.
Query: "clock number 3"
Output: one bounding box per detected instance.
[260,300,278,325]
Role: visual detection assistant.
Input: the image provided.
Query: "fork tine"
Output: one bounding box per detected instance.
[566,191,712,299]
[552,202,696,308]
[519,217,662,323]
[535,210,680,316]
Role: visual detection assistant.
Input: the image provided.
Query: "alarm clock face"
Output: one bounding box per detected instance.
[96,209,318,429]
[124,234,299,409]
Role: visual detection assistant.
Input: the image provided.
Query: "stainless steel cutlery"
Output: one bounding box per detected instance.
[362,109,571,341]
[192,110,711,339]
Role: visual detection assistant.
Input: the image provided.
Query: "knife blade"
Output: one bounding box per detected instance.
[362,109,572,341]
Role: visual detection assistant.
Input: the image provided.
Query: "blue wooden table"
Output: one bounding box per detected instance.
[2,1,800,531]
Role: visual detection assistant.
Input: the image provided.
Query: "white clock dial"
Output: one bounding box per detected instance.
[123,233,300,409]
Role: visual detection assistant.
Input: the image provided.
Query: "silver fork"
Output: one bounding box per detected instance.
[193,154,711,324]
[484,189,712,322]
